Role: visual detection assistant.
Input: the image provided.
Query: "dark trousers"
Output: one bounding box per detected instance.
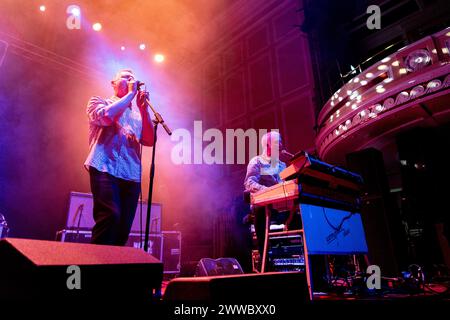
[89,167,141,246]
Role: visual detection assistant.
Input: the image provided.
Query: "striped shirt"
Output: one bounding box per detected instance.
[244,155,286,194]
[84,96,142,182]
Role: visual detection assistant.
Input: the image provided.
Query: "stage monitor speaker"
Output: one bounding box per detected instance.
[164,271,308,303]
[195,257,244,276]
[66,191,162,233]
[0,238,163,302]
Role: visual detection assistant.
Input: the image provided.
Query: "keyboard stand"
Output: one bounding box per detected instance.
[260,204,313,300]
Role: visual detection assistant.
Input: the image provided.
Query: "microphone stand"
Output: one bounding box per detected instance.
[142,91,172,254]
[76,204,84,242]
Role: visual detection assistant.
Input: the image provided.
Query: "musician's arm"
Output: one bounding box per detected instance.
[244,159,268,193]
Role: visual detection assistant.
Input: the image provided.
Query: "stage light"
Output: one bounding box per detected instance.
[139,44,146,50]
[375,105,384,112]
[377,64,388,71]
[376,85,385,93]
[154,54,165,63]
[39,5,46,12]
[399,68,407,75]
[92,23,102,31]
[366,72,373,78]
[120,46,126,51]
[360,80,368,86]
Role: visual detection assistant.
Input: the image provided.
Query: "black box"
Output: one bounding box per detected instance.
[161,231,181,274]
[56,229,181,274]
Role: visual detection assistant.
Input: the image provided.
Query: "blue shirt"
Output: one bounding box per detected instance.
[84,96,142,182]
[244,155,286,193]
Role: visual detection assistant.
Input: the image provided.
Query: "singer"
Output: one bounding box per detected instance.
[84,69,154,245]
[244,132,300,258]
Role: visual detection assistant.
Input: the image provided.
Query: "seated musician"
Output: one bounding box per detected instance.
[244,132,299,257]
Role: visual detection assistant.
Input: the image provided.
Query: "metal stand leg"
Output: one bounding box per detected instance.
[299,204,313,300]
[261,205,271,273]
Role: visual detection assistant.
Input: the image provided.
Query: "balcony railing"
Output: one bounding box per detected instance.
[316,27,450,161]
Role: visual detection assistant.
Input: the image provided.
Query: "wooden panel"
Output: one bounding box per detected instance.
[224,69,246,121]
[251,106,279,132]
[272,3,302,41]
[203,58,222,88]
[223,42,244,75]
[247,24,270,57]
[281,93,316,153]
[248,53,275,109]
[203,83,222,128]
[275,35,311,97]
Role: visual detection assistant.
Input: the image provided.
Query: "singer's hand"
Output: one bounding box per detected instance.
[127,80,138,98]
[137,90,149,111]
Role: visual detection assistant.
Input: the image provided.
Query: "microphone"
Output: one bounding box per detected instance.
[281,149,294,158]
[136,81,145,89]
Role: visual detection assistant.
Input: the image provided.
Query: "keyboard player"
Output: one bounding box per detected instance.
[244,132,299,257]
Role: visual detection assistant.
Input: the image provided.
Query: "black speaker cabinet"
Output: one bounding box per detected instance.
[0,238,163,302]
[195,257,244,276]
[164,271,308,303]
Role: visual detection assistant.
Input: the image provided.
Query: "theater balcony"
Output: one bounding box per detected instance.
[315,27,450,164]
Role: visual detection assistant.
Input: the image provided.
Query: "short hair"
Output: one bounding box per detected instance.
[112,69,134,81]
[261,131,281,152]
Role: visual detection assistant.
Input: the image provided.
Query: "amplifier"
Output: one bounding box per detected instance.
[161,231,182,274]
[268,234,305,272]
[56,229,181,274]
[65,191,162,233]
